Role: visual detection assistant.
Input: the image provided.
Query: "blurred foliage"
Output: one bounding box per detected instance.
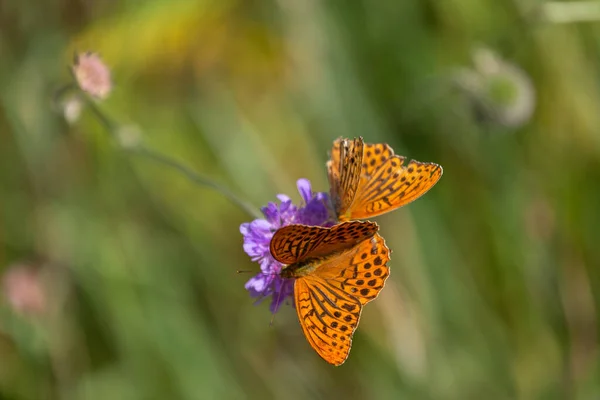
[1,0,600,399]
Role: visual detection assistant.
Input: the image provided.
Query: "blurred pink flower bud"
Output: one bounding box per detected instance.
[3,264,46,316]
[72,52,112,100]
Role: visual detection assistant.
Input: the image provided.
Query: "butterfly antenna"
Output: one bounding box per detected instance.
[236,270,283,326]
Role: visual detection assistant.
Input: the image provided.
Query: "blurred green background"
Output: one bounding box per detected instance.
[1,0,600,399]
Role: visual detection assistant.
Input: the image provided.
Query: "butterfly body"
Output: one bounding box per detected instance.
[270,221,390,366]
[280,256,331,279]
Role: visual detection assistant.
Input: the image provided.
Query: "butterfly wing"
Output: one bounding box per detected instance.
[349,155,442,220]
[332,139,442,221]
[328,138,442,221]
[327,137,364,220]
[292,233,390,366]
[327,138,342,197]
[360,142,395,180]
[270,221,378,265]
[294,276,362,366]
[314,233,390,305]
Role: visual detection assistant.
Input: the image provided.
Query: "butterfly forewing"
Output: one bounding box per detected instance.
[361,142,395,179]
[270,221,378,265]
[328,137,363,220]
[328,137,443,221]
[327,139,342,202]
[351,158,442,220]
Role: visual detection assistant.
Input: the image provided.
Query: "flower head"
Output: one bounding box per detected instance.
[240,179,334,313]
[454,47,536,128]
[72,52,112,100]
[3,263,46,316]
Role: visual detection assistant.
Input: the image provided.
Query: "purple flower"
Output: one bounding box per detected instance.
[240,179,335,313]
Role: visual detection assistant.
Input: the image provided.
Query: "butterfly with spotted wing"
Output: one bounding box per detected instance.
[270,220,390,366]
[328,137,443,221]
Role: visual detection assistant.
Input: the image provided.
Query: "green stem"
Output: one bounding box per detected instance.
[81,95,262,220]
[51,83,78,111]
[129,146,262,219]
[84,97,118,138]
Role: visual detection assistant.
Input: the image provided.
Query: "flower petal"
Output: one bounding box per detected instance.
[240,178,336,313]
[261,202,280,225]
[297,178,312,203]
[239,222,250,236]
[245,274,273,297]
[269,278,294,313]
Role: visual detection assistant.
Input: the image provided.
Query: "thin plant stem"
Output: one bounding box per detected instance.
[83,96,118,138]
[129,146,262,219]
[51,83,78,109]
[80,95,262,219]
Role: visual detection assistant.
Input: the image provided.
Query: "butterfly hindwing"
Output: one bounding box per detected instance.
[294,276,362,366]
[314,233,390,305]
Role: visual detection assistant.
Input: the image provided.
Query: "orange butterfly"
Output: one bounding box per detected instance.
[328,137,443,221]
[270,221,390,366]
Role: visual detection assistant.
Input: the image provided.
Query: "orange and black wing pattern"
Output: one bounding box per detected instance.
[270,221,390,366]
[327,137,442,221]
